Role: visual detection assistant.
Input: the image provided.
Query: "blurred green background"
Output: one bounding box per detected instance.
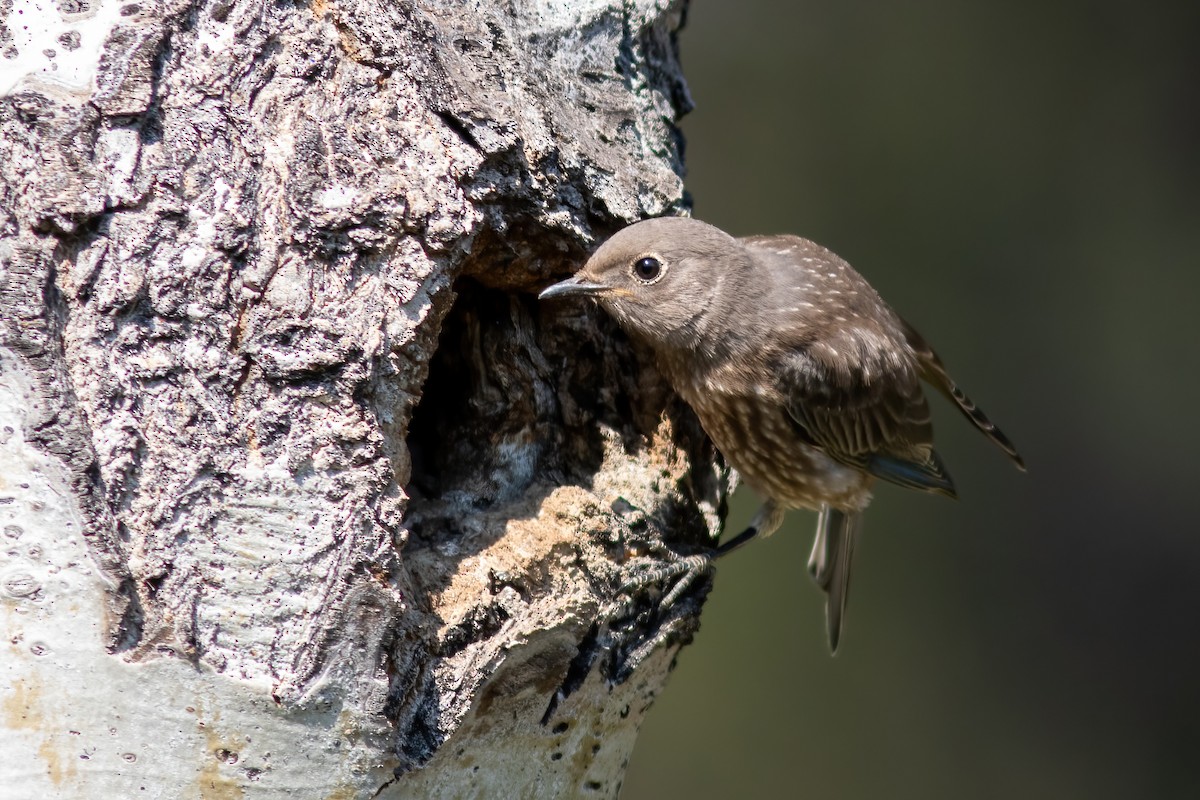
[623,2,1200,798]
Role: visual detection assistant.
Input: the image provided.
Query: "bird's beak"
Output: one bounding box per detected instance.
[537,276,609,301]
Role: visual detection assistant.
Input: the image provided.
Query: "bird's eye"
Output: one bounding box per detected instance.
[632,256,663,283]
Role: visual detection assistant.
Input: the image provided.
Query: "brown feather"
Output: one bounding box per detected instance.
[901,321,1026,471]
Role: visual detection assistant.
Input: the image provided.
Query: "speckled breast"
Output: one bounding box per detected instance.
[673,374,873,512]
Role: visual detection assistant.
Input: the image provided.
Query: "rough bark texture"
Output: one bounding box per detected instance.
[0,0,729,797]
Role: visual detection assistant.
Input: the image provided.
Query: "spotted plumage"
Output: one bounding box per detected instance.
[540,217,1024,651]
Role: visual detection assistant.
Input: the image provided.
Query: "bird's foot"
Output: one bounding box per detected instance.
[605,551,711,682]
[618,549,715,615]
[594,498,717,682]
[607,496,715,615]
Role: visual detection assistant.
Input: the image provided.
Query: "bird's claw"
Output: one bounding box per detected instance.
[576,498,717,682]
[619,551,714,613]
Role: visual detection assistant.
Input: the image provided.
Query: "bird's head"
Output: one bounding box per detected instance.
[539,217,752,352]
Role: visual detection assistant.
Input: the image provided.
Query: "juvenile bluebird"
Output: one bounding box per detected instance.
[539,217,1024,651]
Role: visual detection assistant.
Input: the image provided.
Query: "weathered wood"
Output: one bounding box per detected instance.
[0,0,728,796]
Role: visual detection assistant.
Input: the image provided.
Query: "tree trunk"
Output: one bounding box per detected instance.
[0,0,728,796]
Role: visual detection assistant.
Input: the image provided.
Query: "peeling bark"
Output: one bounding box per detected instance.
[0,0,728,796]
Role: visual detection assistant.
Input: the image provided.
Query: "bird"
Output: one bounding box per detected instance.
[539,216,1025,652]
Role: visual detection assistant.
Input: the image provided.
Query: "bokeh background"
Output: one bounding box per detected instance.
[624,2,1200,798]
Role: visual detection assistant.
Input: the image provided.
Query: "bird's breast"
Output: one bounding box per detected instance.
[673,370,872,512]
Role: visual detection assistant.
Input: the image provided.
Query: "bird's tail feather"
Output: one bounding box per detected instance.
[808,507,861,653]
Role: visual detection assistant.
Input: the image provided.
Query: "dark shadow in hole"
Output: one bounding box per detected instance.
[406,278,607,506]
[401,277,724,643]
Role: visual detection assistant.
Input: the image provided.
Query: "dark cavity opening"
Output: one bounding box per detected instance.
[403,280,616,526]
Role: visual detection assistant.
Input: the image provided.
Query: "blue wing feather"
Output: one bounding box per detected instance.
[866,451,957,498]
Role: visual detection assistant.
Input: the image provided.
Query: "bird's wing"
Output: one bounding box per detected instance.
[778,339,958,497]
[900,320,1026,471]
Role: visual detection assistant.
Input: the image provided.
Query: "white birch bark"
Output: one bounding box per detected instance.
[0,0,729,796]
